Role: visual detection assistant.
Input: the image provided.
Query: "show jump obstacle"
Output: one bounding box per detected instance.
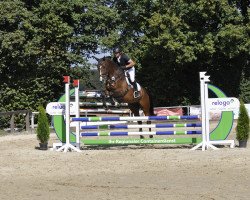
[47,72,237,152]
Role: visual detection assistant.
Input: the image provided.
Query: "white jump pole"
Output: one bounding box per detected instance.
[56,76,81,152]
[191,72,218,150]
[73,79,80,149]
[191,72,208,150]
[203,73,218,150]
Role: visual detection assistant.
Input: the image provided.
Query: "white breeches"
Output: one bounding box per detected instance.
[125,67,141,90]
[126,67,135,82]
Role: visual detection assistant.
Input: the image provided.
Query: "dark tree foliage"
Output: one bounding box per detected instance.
[0,0,249,118]
[0,0,118,114]
[105,0,250,106]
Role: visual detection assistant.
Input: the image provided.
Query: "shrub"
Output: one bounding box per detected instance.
[36,106,50,144]
[236,100,250,141]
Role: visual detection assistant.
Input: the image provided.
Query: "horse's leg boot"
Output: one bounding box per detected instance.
[110,97,115,105]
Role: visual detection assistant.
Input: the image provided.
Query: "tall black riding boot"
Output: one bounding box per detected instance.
[132,82,140,98]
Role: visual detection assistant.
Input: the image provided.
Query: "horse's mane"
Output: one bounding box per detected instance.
[100,56,115,65]
[100,56,124,75]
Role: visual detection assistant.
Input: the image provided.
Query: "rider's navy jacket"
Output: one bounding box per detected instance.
[113,54,130,67]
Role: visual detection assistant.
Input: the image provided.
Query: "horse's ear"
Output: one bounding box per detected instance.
[92,56,99,61]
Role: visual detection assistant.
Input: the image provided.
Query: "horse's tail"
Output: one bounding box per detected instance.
[147,90,155,116]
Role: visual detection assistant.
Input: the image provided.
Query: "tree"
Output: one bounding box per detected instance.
[0,0,118,114]
[36,105,50,145]
[111,0,249,106]
[0,0,249,117]
[239,74,250,103]
[236,100,249,144]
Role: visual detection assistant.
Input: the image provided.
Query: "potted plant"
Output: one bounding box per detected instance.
[36,105,50,150]
[236,100,249,148]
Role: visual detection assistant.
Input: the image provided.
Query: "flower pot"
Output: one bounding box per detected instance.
[39,143,48,150]
[238,140,247,148]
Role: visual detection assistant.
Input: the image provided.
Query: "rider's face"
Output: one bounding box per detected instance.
[114,52,121,58]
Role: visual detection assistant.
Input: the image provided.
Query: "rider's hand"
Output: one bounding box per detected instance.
[121,65,127,70]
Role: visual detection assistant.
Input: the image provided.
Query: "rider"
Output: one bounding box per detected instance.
[112,47,140,98]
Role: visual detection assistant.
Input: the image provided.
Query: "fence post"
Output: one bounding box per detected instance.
[10,114,15,133]
[25,112,30,132]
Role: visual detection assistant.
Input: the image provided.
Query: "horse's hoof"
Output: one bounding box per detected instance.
[140,135,144,139]
[110,101,115,106]
[149,135,153,138]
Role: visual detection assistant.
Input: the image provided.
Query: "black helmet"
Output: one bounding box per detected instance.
[113,47,122,54]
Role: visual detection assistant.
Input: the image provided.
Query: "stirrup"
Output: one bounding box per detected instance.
[133,91,140,98]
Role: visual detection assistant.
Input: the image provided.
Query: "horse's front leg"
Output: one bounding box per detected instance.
[100,90,108,109]
[100,78,109,109]
[105,80,117,106]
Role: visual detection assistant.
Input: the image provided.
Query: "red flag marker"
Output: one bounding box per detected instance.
[73,79,79,87]
[63,76,70,83]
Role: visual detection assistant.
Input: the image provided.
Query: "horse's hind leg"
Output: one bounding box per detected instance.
[139,91,153,138]
[128,103,143,138]
[147,120,153,138]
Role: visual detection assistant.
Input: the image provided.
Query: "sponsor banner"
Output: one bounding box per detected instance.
[190,102,250,120]
[209,111,223,120]
[107,138,177,145]
[46,102,77,115]
[154,107,183,116]
[208,98,240,111]
[190,106,201,116]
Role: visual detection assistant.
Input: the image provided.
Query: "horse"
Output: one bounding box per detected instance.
[95,57,154,138]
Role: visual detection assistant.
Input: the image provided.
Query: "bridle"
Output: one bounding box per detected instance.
[97,60,130,99]
[98,63,123,85]
[98,64,107,83]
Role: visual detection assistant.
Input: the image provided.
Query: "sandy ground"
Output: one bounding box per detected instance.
[0,127,249,200]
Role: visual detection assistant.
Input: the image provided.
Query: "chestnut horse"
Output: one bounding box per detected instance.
[96,57,154,138]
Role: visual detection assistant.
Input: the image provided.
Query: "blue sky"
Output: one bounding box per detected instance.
[88,49,112,64]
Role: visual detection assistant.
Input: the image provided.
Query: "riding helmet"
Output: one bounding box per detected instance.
[113,47,122,54]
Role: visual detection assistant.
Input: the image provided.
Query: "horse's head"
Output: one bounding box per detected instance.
[95,56,114,82]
